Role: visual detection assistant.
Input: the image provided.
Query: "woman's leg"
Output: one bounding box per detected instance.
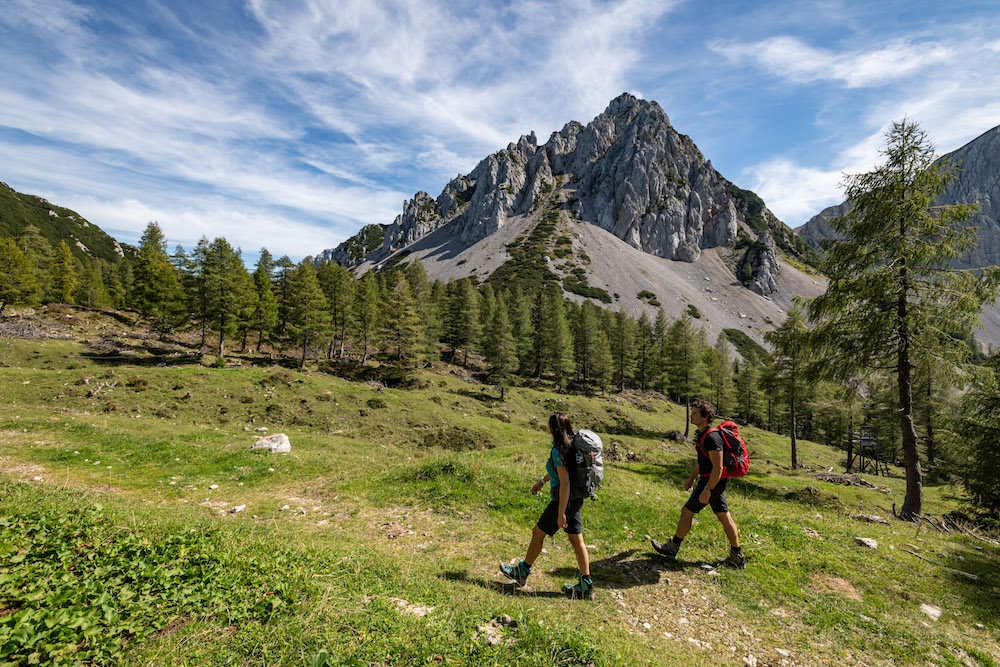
[566,532,590,576]
[525,525,547,566]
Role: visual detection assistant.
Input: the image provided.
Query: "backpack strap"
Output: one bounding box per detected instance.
[696,426,720,459]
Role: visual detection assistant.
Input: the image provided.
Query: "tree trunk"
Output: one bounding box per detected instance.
[846,412,855,473]
[257,329,265,354]
[301,333,308,369]
[240,327,248,353]
[898,294,923,520]
[218,323,225,358]
[790,394,798,469]
[684,401,691,439]
[925,373,935,466]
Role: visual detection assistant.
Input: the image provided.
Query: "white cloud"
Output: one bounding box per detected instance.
[711,35,953,88]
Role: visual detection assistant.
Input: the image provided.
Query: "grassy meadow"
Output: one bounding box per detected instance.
[0,306,998,666]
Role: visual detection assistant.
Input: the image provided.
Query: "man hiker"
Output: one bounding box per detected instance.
[651,398,746,568]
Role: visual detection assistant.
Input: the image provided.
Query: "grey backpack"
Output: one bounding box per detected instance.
[569,430,604,500]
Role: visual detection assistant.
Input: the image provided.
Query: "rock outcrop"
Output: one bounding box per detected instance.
[323,94,768,266]
[737,230,780,296]
[796,124,1000,269]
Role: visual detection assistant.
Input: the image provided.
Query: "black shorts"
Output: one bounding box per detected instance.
[537,495,584,535]
[684,477,730,515]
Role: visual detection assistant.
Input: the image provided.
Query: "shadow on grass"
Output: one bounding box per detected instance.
[548,549,700,589]
[439,570,565,598]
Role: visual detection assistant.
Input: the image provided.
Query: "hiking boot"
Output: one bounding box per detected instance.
[650,538,679,560]
[563,574,594,600]
[719,551,747,570]
[499,559,530,586]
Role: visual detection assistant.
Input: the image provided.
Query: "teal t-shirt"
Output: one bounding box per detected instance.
[546,445,564,494]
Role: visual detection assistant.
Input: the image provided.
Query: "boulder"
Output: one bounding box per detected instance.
[854,537,878,549]
[251,433,291,453]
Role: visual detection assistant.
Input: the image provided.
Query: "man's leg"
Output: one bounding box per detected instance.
[715,511,740,548]
[676,507,696,539]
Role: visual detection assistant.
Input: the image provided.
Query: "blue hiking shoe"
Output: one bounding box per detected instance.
[499,559,530,586]
[562,574,594,600]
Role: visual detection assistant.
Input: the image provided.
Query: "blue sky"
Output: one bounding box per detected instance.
[2,0,999,261]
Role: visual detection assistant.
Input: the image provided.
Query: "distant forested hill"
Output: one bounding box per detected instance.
[0,181,127,261]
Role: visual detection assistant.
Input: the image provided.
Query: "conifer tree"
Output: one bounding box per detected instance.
[734,359,760,426]
[353,272,379,364]
[635,311,654,390]
[487,295,518,399]
[286,260,330,368]
[101,259,125,308]
[382,272,422,367]
[446,278,481,365]
[203,237,253,358]
[405,260,440,358]
[273,255,296,339]
[807,119,1000,520]
[132,222,184,333]
[117,258,134,309]
[188,237,211,347]
[317,260,354,358]
[51,241,78,304]
[765,304,811,468]
[76,260,110,308]
[510,286,534,375]
[610,310,636,392]
[591,329,614,394]
[546,289,574,385]
[652,309,669,391]
[0,238,41,314]
[706,334,734,418]
[666,312,705,437]
[574,302,600,383]
[17,225,53,300]
[250,250,278,353]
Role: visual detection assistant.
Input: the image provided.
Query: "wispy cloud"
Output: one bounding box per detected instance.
[711,35,953,88]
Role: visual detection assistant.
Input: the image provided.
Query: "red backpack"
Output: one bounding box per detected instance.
[697,421,750,479]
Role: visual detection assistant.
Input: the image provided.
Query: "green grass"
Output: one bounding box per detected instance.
[1,318,998,666]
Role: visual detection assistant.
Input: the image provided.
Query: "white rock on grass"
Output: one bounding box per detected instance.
[251,433,291,453]
[920,604,942,621]
[854,537,878,549]
[231,505,247,514]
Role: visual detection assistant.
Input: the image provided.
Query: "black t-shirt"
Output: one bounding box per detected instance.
[696,427,725,477]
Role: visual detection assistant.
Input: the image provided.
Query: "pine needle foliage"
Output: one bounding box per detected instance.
[807,119,1000,519]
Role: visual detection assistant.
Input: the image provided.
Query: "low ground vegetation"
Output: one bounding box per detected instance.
[0,308,998,665]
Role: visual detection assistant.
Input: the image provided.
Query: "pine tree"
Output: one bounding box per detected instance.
[76,259,110,308]
[102,259,125,308]
[317,260,354,358]
[547,289,574,385]
[652,309,669,392]
[610,310,636,392]
[132,222,184,333]
[0,239,41,314]
[635,311,654,390]
[273,255,296,340]
[706,334,734,418]
[188,237,211,347]
[487,295,518,399]
[591,330,614,393]
[734,359,760,426]
[807,119,1000,520]
[765,304,811,468]
[203,237,253,358]
[666,312,705,437]
[51,241,78,304]
[250,250,278,353]
[353,272,379,364]
[17,225,53,301]
[510,286,534,375]
[446,278,481,365]
[574,302,600,383]
[382,272,422,367]
[286,260,330,368]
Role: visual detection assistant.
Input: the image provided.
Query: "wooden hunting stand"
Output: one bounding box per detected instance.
[845,425,890,476]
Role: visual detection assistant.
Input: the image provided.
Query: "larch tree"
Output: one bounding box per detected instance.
[285,260,330,369]
[764,303,811,469]
[807,119,1000,520]
[0,239,41,314]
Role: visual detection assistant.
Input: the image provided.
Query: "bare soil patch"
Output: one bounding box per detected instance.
[810,573,861,600]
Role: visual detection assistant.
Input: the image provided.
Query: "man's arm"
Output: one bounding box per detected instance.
[699,449,723,504]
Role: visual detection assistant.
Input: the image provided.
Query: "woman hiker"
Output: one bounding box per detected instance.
[499,412,594,599]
